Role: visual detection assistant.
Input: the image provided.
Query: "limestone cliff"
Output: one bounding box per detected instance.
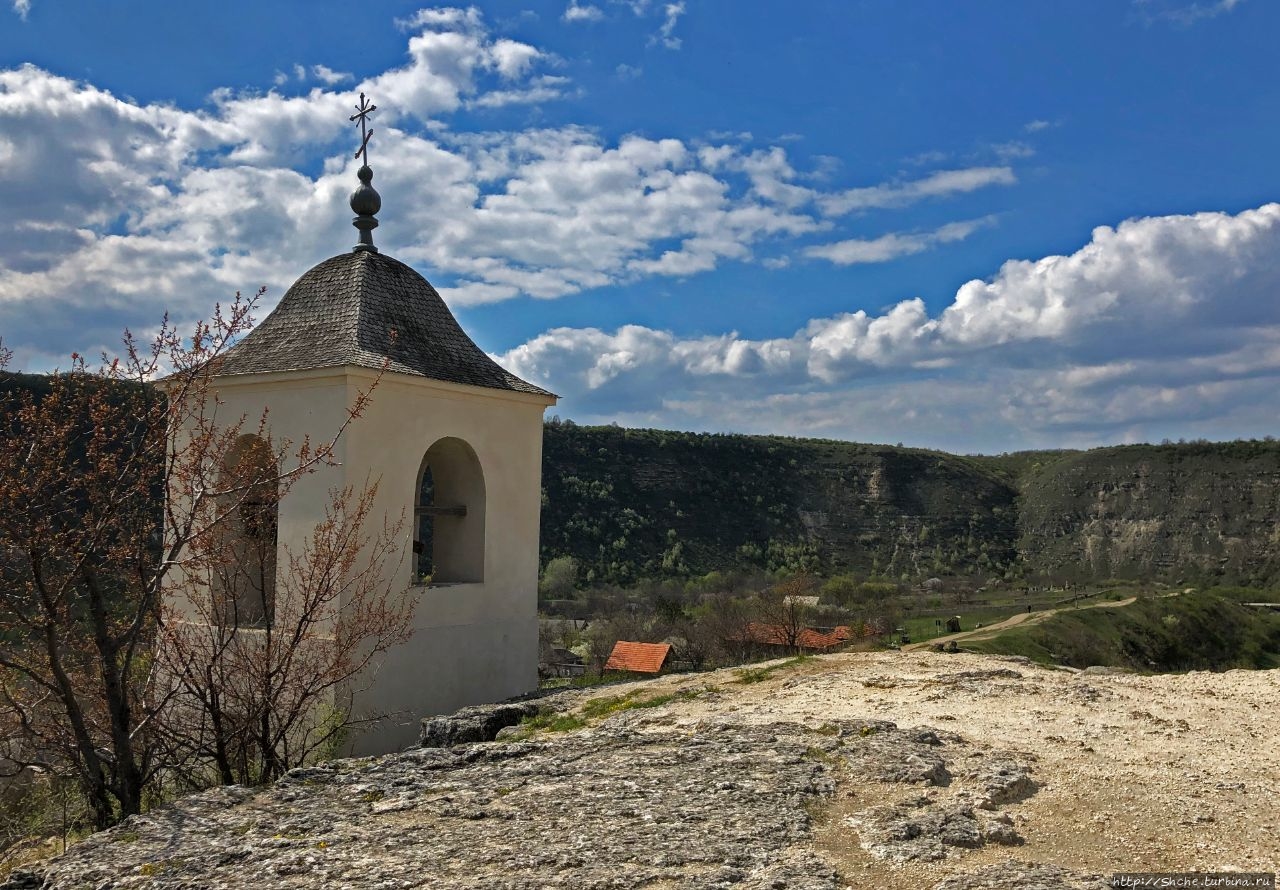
[1013,440,1280,586]
[540,424,1018,583]
[540,425,1280,586]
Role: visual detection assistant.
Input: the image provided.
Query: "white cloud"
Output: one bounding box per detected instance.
[818,166,1016,216]
[468,74,573,109]
[563,1,605,22]
[488,39,542,79]
[1136,0,1246,26]
[365,7,565,119]
[0,58,1013,356]
[499,203,1280,449]
[903,149,950,166]
[0,8,587,360]
[12,0,30,19]
[311,65,353,85]
[615,63,643,80]
[616,0,653,15]
[0,58,841,361]
[0,6,1032,444]
[651,1,685,48]
[990,140,1035,161]
[804,217,993,266]
[394,7,484,31]
[1024,119,1052,133]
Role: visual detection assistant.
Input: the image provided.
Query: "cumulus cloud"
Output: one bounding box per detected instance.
[0,9,582,359]
[0,4,1038,454]
[990,141,1035,162]
[563,1,605,22]
[311,65,353,85]
[0,50,988,365]
[500,203,1280,449]
[12,0,30,19]
[364,10,561,119]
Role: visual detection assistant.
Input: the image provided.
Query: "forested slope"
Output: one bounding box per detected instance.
[539,422,1020,584]
[540,423,1280,587]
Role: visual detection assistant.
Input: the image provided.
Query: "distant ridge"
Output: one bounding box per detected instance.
[539,422,1280,587]
[2,375,1276,587]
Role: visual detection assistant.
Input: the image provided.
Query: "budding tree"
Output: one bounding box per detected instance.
[160,481,412,786]
[0,293,412,827]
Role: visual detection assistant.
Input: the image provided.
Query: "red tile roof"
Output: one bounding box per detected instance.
[736,623,871,651]
[605,641,671,674]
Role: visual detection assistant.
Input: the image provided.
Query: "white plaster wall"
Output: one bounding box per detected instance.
[208,372,354,567]
[172,366,552,756]
[341,370,550,754]
[166,372,352,626]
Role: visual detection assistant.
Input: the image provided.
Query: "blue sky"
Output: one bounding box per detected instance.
[2,0,1278,452]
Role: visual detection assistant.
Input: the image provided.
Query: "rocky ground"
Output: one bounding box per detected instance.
[4,651,1276,889]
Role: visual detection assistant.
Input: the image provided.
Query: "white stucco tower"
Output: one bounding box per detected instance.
[204,103,556,754]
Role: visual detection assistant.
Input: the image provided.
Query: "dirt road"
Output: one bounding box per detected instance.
[902,595,1138,651]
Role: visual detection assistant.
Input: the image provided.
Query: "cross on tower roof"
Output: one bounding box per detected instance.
[350,92,376,167]
[348,93,382,253]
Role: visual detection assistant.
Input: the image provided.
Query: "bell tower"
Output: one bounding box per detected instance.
[200,94,556,753]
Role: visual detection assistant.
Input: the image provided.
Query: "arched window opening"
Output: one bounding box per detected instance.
[413,438,485,584]
[214,435,278,626]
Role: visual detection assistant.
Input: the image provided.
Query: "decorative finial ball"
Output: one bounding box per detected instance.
[350,167,382,217]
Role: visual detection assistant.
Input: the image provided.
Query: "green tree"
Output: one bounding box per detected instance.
[539,556,579,600]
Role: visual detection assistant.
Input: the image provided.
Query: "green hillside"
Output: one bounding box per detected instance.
[965,588,1280,671]
[540,422,1020,585]
[540,424,1280,587]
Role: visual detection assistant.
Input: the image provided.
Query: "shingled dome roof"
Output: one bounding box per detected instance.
[216,250,552,398]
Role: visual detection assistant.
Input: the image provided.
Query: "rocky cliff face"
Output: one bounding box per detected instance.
[540,424,1018,583]
[9,651,1275,889]
[1015,441,1280,585]
[541,426,1280,586]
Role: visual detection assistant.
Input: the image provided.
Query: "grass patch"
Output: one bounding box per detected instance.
[580,688,701,718]
[733,655,811,685]
[1205,585,1280,604]
[511,687,704,738]
[802,746,841,765]
[965,589,1280,671]
[516,712,589,734]
[138,861,176,877]
[539,671,649,690]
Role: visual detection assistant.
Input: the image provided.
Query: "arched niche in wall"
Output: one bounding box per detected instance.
[213,434,278,625]
[414,437,486,584]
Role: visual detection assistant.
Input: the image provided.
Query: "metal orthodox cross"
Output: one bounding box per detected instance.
[350,93,377,165]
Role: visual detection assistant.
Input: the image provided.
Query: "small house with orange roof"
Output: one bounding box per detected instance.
[604,641,672,674]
